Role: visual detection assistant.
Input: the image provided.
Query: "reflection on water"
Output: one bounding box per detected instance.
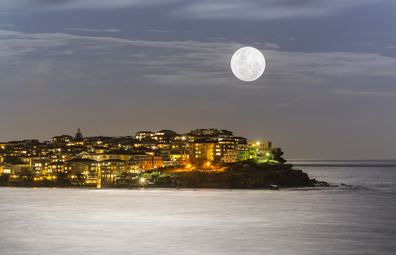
[1,161,396,255]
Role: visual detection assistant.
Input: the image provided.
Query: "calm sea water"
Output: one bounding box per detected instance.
[1,160,396,255]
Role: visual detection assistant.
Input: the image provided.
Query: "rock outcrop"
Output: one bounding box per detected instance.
[155,164,314,189]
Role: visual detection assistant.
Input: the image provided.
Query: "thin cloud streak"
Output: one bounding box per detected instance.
[0,0,178,10]
[146,30,174,33]
[264,43,279,49]
[0,11,27,15]
[62,28,120,32]
[332,90,396,96]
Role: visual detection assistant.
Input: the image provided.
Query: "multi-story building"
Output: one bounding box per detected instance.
[138,156,163,171]
[135,131,155,140]
[86,146,108,154]
[64,158,99,179]
[187,136,248,164]
[134,140,157,149]
[20,156,51,177]
[0,162,11,175]
[156,143,170,150]
[217,129,233,139]
[49,153,69,163]
[171,140,188,150]
[247,141,272,152]
[66,141,84,147]
[10,162,30,176]
[51,135,73,145]
[188,138,217,162]
[99,159,126,186]
[153,130,177,143]
[82,151,148,162]
[174,133,194,142]
[221,147,257,164]
[170,150,189,161]
[237,147,257,161]
[215,138,236,162]
[82,151,123,161]
[231,137,248,149]
[47,162,65,179]
[222,150,239,163]
[190,128,218,136]
[127,158,143,173]
[83,136,114,147]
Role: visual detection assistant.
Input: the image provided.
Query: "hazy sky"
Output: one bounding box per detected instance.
[1,0,396,159]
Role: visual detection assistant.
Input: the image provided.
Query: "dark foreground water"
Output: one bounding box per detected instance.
[1,160,396,255]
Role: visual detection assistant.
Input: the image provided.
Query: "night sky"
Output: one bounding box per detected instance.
[1,0,396,159]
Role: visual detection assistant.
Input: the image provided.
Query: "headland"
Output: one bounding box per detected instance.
[0,128,328,189]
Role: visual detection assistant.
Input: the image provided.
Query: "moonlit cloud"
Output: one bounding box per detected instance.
[268,51,396,77]
[2,29,396,92]
[264,43,279,49]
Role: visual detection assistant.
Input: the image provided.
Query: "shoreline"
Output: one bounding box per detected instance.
[1,164,331,189]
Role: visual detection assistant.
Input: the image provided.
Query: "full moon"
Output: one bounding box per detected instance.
[230,47,266,82]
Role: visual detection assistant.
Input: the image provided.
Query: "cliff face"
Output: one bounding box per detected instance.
[157,164,312,189]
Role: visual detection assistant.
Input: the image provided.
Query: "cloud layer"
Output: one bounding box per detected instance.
[2,29,396,91]
[1,0,393,20]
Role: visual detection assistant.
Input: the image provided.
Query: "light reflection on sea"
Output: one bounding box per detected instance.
[1,160,396,255]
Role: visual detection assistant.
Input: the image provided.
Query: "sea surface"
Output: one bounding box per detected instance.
[1,160,396,255]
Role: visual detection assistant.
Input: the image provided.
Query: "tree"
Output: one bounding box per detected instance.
[56,172,67,180]
[74,128,83,141]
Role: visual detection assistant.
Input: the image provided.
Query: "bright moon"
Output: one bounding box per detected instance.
[230,47,266,82]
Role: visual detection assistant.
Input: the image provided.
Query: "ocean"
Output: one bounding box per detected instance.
[1,160,396,255]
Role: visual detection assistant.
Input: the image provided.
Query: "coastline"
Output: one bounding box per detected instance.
[1,164,329,189]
